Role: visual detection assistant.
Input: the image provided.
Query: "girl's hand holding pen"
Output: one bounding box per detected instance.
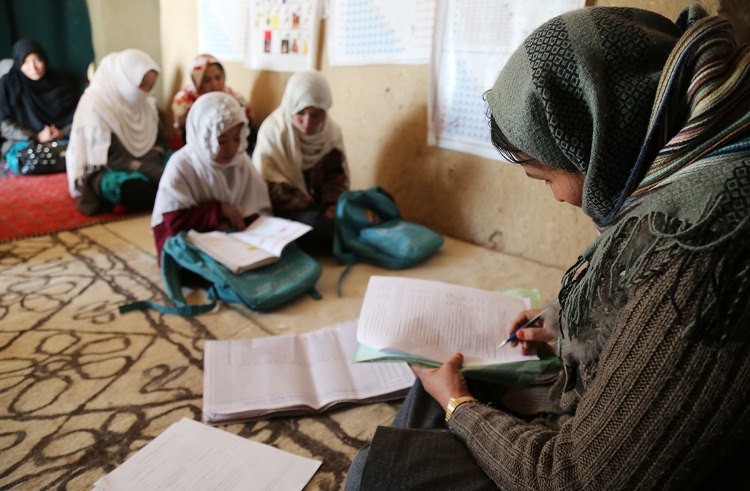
[505,309,558,356]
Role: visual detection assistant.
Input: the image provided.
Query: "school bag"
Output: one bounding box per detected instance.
[333,186,444,294]
[119,232,322,316]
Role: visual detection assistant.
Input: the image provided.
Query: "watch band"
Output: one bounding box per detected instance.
[445,396,479,424]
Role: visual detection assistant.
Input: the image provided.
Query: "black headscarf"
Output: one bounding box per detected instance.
[0,39,79,132]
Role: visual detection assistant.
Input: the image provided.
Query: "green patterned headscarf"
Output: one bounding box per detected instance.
[489,4,750,341]
[486,6,680,226]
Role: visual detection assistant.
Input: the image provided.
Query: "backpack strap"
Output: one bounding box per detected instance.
[308,287,323,300]
[336,264,355,297]
[118,245,219,316]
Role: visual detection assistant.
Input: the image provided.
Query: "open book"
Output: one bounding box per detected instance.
[203,320,416,424]
[187,216,312,273]
[354,276,559,384]
[92,418,321,491]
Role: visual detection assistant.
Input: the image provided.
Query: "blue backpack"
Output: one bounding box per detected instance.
[120,232,322,316]
[333,186,444,293]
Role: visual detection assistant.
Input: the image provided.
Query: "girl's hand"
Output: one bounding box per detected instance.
[508,309,558,356]
[411,353,471,410]
[36,125,53,142]
[220,203,245,231]
[48,125,64,140]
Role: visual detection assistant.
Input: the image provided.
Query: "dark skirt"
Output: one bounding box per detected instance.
[345,379,500,490]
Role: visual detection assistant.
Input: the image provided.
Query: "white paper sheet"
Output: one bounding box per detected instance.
[357,276,535,366]
[92,418,321,491]
[232,216,312,256]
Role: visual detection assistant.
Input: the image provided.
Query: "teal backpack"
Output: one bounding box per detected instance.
[333,186,444,293]
[120,232,322,316]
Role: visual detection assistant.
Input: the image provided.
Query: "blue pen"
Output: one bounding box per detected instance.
[498,309,546,349]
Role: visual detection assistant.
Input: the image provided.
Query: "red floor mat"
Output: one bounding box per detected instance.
[0,172,146,242]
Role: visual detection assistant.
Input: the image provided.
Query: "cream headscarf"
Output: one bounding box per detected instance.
[252,71,347,195]
[66,49,160,197]
[151,92,271,228]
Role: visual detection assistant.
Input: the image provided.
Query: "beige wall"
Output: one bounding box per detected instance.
[86,0,165,106]
[90,0,745,270]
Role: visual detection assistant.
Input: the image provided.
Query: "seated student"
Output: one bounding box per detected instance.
[66,49,166,216]
[0,38,78,167]
[252,70,349,254]
[151,91,271,262]
[346,5,750,490]
[170,54,254,150]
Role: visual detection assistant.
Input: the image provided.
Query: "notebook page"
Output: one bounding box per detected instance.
[358,276,534,366]
[93,418,320,491]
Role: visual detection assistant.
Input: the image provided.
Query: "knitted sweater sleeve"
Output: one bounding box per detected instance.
[449,246,750,491]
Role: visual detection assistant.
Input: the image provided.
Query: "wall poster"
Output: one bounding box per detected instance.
[245,0,323,72]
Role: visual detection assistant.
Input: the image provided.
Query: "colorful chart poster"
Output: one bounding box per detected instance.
[245,0,322,72]
[197,0,249,62]
[328,0,437,66]
[428,0,586,160]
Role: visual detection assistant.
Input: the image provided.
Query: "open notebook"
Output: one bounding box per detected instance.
[187,216,312,273]
[203,320,416,424]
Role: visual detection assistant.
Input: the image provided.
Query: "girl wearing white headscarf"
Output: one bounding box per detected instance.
[66,49,165,216]
[252,70,348,253]
[152,91,271,262]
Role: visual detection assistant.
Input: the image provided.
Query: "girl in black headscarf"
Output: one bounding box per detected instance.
[0,39,79,163]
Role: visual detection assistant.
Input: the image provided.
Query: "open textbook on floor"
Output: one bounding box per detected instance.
[92,418,321,491]
[203,320,416,424]
[354,276,560,385]
[187,216,312,273]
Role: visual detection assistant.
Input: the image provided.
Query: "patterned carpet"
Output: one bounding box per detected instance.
[0,224,400,491]
[0,218,567,490]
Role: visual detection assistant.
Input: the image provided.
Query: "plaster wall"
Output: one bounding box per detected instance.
[86,0,165,106]
[90,0,747,270]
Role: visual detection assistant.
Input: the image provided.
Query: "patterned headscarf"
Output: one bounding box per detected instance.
[486,7,680,226]
[189,54,223,92]
[491,4,750,341]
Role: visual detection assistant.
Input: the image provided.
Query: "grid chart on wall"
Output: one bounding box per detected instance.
[329,0,436,65]
[197,0,248,62]
[429,0,586,160]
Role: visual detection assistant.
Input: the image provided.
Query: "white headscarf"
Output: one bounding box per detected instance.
[252,71,347,196]
[151,92,271,228]
[66,49,160,197]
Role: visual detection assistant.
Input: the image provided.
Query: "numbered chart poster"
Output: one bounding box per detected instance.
[328,0,437,66]
[198,0,249,62]
[245,0,322,72]
[428,0,585,160]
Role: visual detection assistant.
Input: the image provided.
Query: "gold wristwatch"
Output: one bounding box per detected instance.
[445,396,479,424]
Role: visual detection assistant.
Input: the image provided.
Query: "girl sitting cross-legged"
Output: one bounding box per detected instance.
[151,91,271,263]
